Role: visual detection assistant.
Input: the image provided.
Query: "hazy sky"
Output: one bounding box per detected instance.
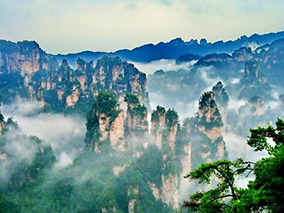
[0,0,283,54]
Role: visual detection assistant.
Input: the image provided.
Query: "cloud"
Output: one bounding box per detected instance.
[0,128,39,186]
[0,0,283,54]
[2,129,38,162]
[230,78,240,84]
[198,66,221,92]
[227,98,246,111]
[131,59,196,75]
[223,132,268,162]
[149,91,198,122]
[54,151,74,169]
[223,130,270,189]
[147,64,225,122]
[247,42,259,51]
[2,100,86,157]
[0,99,87,184]
[3,99,44,116]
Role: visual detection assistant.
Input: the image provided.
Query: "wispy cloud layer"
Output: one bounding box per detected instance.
[0,0,283,53]
[2,100,86,160]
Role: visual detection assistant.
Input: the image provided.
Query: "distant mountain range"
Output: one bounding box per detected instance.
[0,30,283,114]
[54,31,284,66]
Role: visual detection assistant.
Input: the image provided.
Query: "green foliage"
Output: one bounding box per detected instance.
[183,159,252,212]
[0,113,176,213]
[85,90,120,149]
[212,81,229,107]
[151,105,166,123]
[162,153,181,178]
[71,95,94,116]
[0,73,28,104]
[199,92,215,110]
[0,129,57,213]
[31,69,49,82]
[189,129,222,170]
[93,90,119,117]
[27,145,56,182]
[76,57,86,69]
[198,109,223,130]
[130,104,147,119]
[135,145,164,187]
[95,55,122,70]
[0,112,4,123]
[150,106,166,135]
[160,130,182,178]
[115,145,174,213]
[175,124,190,156]
[125,93,147,120]
[95,55,123,89]
[124,93,140,105]
[2,117,19,133]
[235,119,284,212]
[197,91,223,130]
[165,108,179,130]
[247,118,284,153]
[184,119,284,213]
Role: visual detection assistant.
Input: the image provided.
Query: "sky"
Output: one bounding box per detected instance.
[0,0,283,54]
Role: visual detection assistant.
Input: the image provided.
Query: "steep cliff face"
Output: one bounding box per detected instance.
[232,47,254,62]
[127,187,139,213]
[178,137,192,200]
[176,119,192,179]
[212,81,229,108]
[124,94,148,148]
[0,42,150,115]
[148,164,180,208]
[195,53,239,70]
[82,87,227,209]
[84,91,151,154]
[165,109,179,152]
[160,174,179,208]
[151,106,166,149]
[151,106,179,151]
[109,111,125,151]
[231,58,273,103]
[149,106,181,207]
[244,60,266,84]
[85,91,125,152]
[0,40,58,75]
[255,38,284,85]
[212,81,229,122]
[92,56,149,108]
[197,91,223,139]
[83,99,182,208]
[189,91,227,168]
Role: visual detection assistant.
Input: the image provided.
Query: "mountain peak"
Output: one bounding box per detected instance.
[169,37,184,45]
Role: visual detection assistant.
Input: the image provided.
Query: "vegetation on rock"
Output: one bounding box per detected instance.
[183,119,284,213]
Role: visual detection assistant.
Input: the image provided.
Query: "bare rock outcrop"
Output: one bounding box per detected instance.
[125,94,148,148]
[151,106,179,152]
[85,91,126,152]
[0,40,58,75]
[0,43,150,115]
[189,90,227,169]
